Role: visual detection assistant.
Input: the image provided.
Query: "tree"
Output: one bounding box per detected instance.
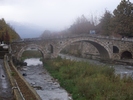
[0,18,20,42]
[0,37,1,44]
[4,30,10,44]
[1,32,4,43]
[99,10,113,36]
[113,0,133,37]
[69,15,95,34]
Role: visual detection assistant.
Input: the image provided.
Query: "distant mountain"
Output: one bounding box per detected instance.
[8,21,44,39]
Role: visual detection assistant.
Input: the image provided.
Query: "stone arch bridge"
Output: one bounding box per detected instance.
[10,35,133,60]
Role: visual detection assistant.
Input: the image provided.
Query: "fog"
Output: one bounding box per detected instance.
[0,0,121,38]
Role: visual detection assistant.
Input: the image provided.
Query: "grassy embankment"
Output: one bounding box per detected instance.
[44,57,133,100]
[21,50,42,61]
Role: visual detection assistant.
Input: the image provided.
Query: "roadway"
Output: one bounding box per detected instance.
[0,59,13,100]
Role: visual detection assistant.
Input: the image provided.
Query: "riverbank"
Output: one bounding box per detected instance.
[44,56,133,100]
[59,54,133,78]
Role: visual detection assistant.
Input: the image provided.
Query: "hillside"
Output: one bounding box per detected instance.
[0,18,20,43]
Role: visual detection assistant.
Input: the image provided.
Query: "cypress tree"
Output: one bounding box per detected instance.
[99,10,113,36]
[113,0,133,37]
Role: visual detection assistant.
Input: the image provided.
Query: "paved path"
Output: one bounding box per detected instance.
[0,59,13,100]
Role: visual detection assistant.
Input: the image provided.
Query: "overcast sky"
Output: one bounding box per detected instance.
[0,0,125,37]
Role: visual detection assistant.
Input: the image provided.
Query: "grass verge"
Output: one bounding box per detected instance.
[44,56,133,100]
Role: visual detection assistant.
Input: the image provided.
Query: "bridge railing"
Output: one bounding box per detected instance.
[12,34,133,43]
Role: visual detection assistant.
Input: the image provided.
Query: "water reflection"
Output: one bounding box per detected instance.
[24,58,42,66]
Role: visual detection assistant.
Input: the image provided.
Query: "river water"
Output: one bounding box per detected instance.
[20,54,133,100]
[20,58,72,100]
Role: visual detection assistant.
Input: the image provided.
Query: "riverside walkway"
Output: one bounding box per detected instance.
[0,59,13,100]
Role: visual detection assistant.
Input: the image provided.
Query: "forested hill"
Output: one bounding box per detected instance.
[0,18,20,43]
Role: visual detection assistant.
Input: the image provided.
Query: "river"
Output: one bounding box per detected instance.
[20,54,133,100]
[19,58,72,100]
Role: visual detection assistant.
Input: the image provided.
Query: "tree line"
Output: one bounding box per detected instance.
[100,0,133,37]
[68,0,133,37]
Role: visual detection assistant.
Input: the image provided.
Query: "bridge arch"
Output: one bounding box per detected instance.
[47,44,53,53]
[120,51,132,59]
[17,44,45,60]
[56,39,111,59]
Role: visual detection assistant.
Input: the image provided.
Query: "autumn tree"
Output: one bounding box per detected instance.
[0,18,20,42]
[0,18,6,41]
[99,10,113,36]
[1,33,4,43]
[6,23,20,41]
[4,30,10,44]
[113,0,133,37]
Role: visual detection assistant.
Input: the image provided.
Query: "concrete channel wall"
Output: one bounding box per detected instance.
[4,55,42,100]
